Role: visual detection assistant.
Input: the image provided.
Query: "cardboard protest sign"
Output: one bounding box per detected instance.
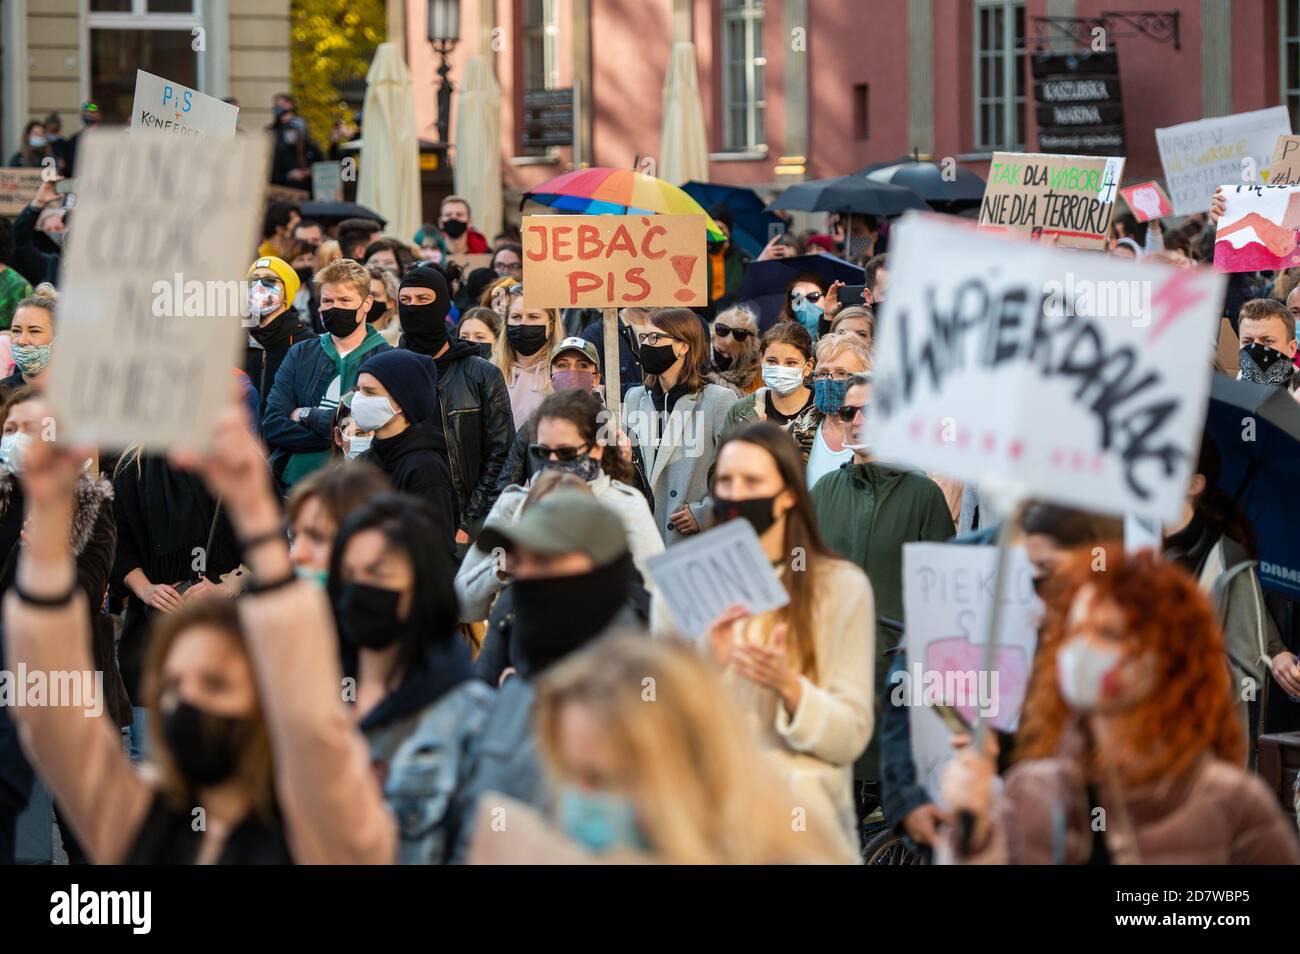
[1212,184,1300,272]
[1119,180,1173,222]
[0,168,46,215]
[48,129,270,450]
[869,213,1225,524]
[901,543,1043,808]
[978,151,1124,250]
[130,70,238,139]
[644,518,788,640]
[1269,134,1300,186]
[522,214,706,308]
[311,161,343,201]
[1155,107,1292,216]
[447,253,493,274]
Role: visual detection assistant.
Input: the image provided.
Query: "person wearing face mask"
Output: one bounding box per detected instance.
[496,290,566,428]
[779,275,831,339]
[1235,298,1298,390]
[62,101,101,178]
[457,389,661,642]
[721,322,815,437]
[285,459,392,588]
[622,308,738,544]
[268,93,323,188]
[664,423,873,862]
[578,305,655,399]
[346,349,452,539]
[3,402,396,864]
[365,264,402,346]
[9,121,53,169]
[326,493,493,863]
[438,195,490,254]
[941,548,1300,864]
[395,266,513,548]
[243,256,312,423]
[469,634,845,863]
[12,178,64,288]
[457,305,499,360]
[262,257,391,491]
[802,331,872,482]
[446,490,640,863]
[1,289,55,394]
[705,304,762,396]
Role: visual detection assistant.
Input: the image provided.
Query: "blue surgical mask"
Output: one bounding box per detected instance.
[294,565,328,588]
[813,377,850,415]
[558,785,647,855]
[792,296,824,336]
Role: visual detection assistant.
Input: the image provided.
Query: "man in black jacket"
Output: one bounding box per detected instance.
[396,265,514,546]
[244,255,313,423]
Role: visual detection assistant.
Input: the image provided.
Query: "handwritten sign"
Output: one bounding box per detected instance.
[869,213,1225,523]
[901,543,1043,808]
[311,160,342,201]
[1119,180,1173,222]
[644,518,788,640]
[131,69,238,139]
[522,213,706,308]
[978,151,1124,250]
[1155,107,1292,216]
[1269,135,1300,186]
[0,168,45,215]
[1212,184,1300,272]
[48,129,270,450]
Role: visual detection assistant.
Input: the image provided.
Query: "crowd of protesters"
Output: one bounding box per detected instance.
[0,116,1299,866]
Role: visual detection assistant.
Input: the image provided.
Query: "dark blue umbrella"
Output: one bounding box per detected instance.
[298,200,387,228]
[681,181,782,258]
[736,253,864,330]
[859,158,987,208]
[1202,374,1300,598]
[768,175,931,217]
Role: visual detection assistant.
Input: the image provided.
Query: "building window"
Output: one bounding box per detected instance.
[721,0,765,152]
[520,0,560,155]
[1285,0,1300,133]
[974,0,1025,151]
[854,83,869,140]
[87,0,203,123]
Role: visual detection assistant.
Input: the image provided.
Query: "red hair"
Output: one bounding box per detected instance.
[1016,547,1243,785]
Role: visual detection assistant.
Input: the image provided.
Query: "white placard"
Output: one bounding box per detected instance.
[312,161,343,201]
[901,543,1043,809]
[868,213,1224,524]
[48,129,269,450]
[645,518,789,639]
[1155,106,1291,216]
[130,70,238,140]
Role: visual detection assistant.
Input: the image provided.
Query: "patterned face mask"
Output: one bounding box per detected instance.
[812,376,850,415]
[1239,342,1295,388]
[11,343,52,376]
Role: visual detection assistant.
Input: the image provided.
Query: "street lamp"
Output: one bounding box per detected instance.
[427,0,460,144]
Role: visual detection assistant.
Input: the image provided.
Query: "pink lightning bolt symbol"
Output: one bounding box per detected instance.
[1146,269,1209,343]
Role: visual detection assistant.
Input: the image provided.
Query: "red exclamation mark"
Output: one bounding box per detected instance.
[670,255,698,302]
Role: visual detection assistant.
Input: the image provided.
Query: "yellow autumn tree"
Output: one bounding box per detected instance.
[290,0,386,148]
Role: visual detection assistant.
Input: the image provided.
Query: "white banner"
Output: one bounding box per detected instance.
[1155,106,1291,216]
[130,70,239,140]
[868,213,1225,523]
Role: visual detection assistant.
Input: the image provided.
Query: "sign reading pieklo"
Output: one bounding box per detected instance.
[869,213,1225,524]
[1268,134,1300,186]
[1155,106,1292,216]
[978,151,1124,250]
[49,129,269,450]
[522,214,706,308]
[130,69,239,139]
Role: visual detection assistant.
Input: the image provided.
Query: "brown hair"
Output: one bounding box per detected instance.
[142,597,277,818]
[285,459,392,527]
[533,388,636,485]
[643,308,707,394]
[760,319,814,360]
[0,385,41,428]
[313,257,371,300]
[1238,297,1296,341]
[459,305,500,338]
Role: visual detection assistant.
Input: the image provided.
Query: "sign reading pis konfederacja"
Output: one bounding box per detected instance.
[131,69,238,139]
[1032,50,1125,157]
[868,213,1225,524]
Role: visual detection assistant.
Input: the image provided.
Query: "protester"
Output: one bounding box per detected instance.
[396,266,513,544]
[1236,298,1297,389]
[294,219,324,250]
[336,219,383,262]
[863,254,888,309]
[457,305,499,358]
[622,308,738,543]
[779,274,831,338]
[366,264,402,345]
[446,490,638,862]
[438,195,490,254]
[285,460,392,584]
[43,113,69,174]
[11,179,63,287]
[579,305,653,399]
[829,305,873,345]
[62,101,101,177]
[941,548,1300,864]
[9,120,53,169]
[262,258,390,490]
[490,243,523,280]
[802,331,872,481]
[1,286,56,393]
[721,321,815,433]
[244,256,312,422]
[258,202,302,259]
[363,239,411,274]
[707,304,762,396]
[496,288,565,428]
[268,94,323,187]
[706,206,750,305]
[0,220,33,330]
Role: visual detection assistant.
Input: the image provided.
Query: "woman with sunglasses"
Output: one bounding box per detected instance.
[622,309,739,544]
[494,287,566,428]
[778,274,830,339]
[721,321,815,438]
[705,304,763,397]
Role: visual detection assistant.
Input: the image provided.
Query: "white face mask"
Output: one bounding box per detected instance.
[346,435,373,459]
[349,392,397,432]
[762,364,805,395]
[0,432,32,475]
[1056,639,1126,713]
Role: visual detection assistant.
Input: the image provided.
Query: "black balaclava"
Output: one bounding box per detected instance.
[398,265,452,356]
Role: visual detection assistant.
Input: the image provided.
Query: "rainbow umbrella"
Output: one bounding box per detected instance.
[523,167,727,242]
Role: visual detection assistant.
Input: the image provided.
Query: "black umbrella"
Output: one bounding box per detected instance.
[736,253,865,330]
[859,158,987,206]
[298,200,388,228]
[768,175,931,217]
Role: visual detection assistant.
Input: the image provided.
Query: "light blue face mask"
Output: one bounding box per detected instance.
[559,785,647,854]
[792,295,824,336]
[294,565,328,588]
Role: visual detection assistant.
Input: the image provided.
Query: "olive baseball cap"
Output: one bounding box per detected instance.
[550,336,601,367]
[476,490,627,566]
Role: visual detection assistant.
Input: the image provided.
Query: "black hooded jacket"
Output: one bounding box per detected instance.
[362,422,458,555]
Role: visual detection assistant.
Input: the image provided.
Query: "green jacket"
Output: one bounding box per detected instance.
[811,460,955,780]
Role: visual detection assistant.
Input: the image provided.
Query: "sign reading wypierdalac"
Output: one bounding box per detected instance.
[131,70,238,139]
[869,214,1225,523]
[1155,106,1292,216]
[978,151,1124,250]
[49,129,269,450]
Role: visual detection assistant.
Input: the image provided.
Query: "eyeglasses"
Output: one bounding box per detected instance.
[494,261,521,275]
[637,331,678,347]
[811,369,854,382]
[528,442,590,463]
[833,403,867,423]
[713,323,752,342]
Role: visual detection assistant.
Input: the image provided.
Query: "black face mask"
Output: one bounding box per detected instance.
[639,343,679,376]
[294,266,314,288]
[365,299,388,325]
[162,701,252,789]
[399,301,450,354]
[507,323,549,357]
[713,493,780,537]
[512,554,631,676]
[712,348,734,372]
[472,341,493,359]
[440,218,469,239]
[334,582,411,650]
[321,305,362,338]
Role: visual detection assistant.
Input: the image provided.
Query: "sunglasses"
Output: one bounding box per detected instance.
[792,291,825,304]
[713,323,752,342]
[528,442,591,463]
[833,403,867,423]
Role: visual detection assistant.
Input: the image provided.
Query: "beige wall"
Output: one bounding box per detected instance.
[229,0,292,132]
[26,0,79,131]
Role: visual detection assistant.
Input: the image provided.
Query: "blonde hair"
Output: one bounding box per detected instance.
[814,329,872,371]
[314,257,371,300]
[829,305,874,341]
[536,634,846,864]
[493,294,564,381]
